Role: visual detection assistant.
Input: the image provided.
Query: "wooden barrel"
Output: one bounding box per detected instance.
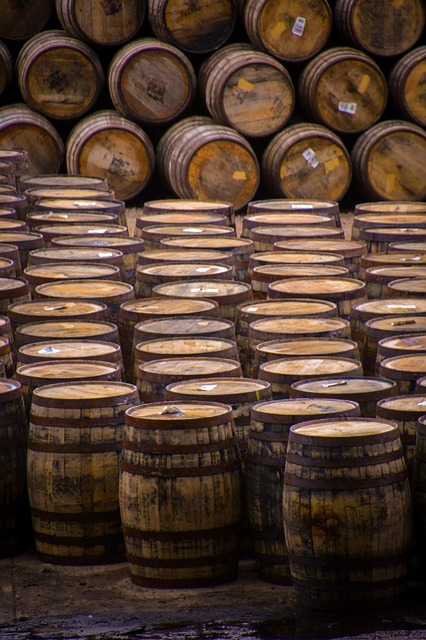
[15,319,119,351]
[140,224,235,251]
[15,360,122,414]
[159,236,253,282]
[246,398,361,584]
[147,0,236,54]
[360,227,426,254]
[359,252,426,280]
[416,377,426,393]
[376,335,426,378]
[389,241,426,254]
[389,46,426,127]
[66,110,155,202]
[242,213,337,240]
[33,198,125,226]
[16,30,104,121]
[365,316,426,377]
[134,212,229,238]
[7,299,107,335]
[412,415,426,561]
[365,266,426,300]
[137,249,234,273]
[299,47,387,134]
[268,276,367,320]
[0,0,52,40]
[0,313,15,356]
[0,219,26,234]
[35,279,135,324]
[134,316,235,347]
[0,379,29,557]
[248,251,345,282]
[259,356,363,399]
[156,116,259,211]
[387,278,426,299]
[0,149,29,184]
[236,298,338,377]
[142,198,235,226]
[0,192,28,221]
[380,354,426,395]
[243,0,332,63]
[27,211,119,231]
[247,198,340,219]
[25,187,117,211]
[0,104,64,176]
[254,337,360,378]
[35,223,129,247]
[0,40,12,100]
[137,357,242,403]
[283,417,412,610]
[252,265,349,298]
[135,263,233,298]
[377,394,426,479]
[25,263,121,293]
[353,213,426,242]
[334,0,425,57]
[351,120,426,201]
[152,280,252,322]
[55,0,145,46]
[27,380,139,565]
[273,241,366,276]
[28,247,125,281]
[199,43,294,137]
[252,226,344,253]
[19,174,109,192]
[0,256,15,277]
[0,336,13,377]
[50,235,144,285]
[290,376,397,417]
[0,232,44,269]
[120,400,242,587]
[0,277,30,316]
[109,38,196,125]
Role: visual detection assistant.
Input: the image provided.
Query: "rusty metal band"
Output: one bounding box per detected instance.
[31,508,121,524]
[36,551,125,566]
[290,574,407,593]
[245,454,284,468]
[0,437,27,450]
[288,552,409,569]
[248,430,289,443]
[122,523,239,541]
[28,440,121,454]
[129,571,238,589]
[284,469,408,489]
[29,415,124,428]
[122,436,238,455]
[126,551,236,569]
[119,459,241,477]
[34,531,123,546]
[285,448,404,468]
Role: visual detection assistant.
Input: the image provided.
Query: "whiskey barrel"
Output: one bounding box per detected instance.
[156,116,259,211]
[353,213,426,242]
[366,316,426,377]
[142,199,235,227]
[252,264,349,298]
[0,104,64,176]
[0,149,29,186]
[19,174,109,192]
[283,418,411,610]
[0,40,12,100]
[380,354,426,395]
[252,225,344,252]
[133,316,236,346]
[120,401,242,587]
[334,0,425,57]
[274,239,367,279]
[290,376,397,417]
[109,38,196,125]
[365,266,426,300]
[16,30,104,121]
[412,416,426,559]
[33,198,125,224]
[137,249,234,273]
[359,253,426,280]
[299,47,387,133]
[243,0,332,63]
[27,380,139,565]
[351,120,426,201]
[28,247,125,281]
[389,46,426,127]
[0,277,30,315]
[134,212,229,238]
[0,0,52,41]
[27,211,119,231]
[248,251,345,282]
[199,43,295,138]
[0,257,15,278]
[135,263,233,298]
[140,224,235,251]
[55,0,145,47]
[360,227,426,254]
[15,319,119,351]
[243,212,337,240]
[246,397,360,585]
[66,110,155,201]
[24,187,116,209]
[7,299,107,335]
[247,198,340,219]
[416,378,426,393]
[387,278,426,299]
[147,0,237,54]
[389,242,426,255]
[35,223,128,247]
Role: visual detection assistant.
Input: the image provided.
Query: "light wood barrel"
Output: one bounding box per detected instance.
[133,316,235,347]
[147,0,237,54]
[248,251,345,282]
[135,263,233,298]
[353,213,426,242]
[247,198,340,219]
[0,40,12,99]
[380,354,426,395]
[0,104,64,176]
[16,30,104,121]
[27,211,119,231]
[283,418,411,609]
[25,263,121,293]
[0,336,13,378]
[0,277,30,316]
[66,110,155,201]
[137,357,242,403]
[140,224,235,252]
[55,0,145,46]
[15,319,119,351]
[252,225,344,253]
[35,223,128,247]
[27,380,139,565]
[134,212,229,238]
[389,46,426,127]
[7,299,107,335]
[243,213,337,240]
[109,38,196,125]
[137,249,234,273]
[19,174,109,192]
[365,266,426,300]
[24,187,116,209]
[0,314,14,357]
[0,379,29,558]
[387,278,426,299]
[34,198,125,226]
[359,252,426,280]
[0,0,52,40]
[389,242,426,255]
[271,238,362,276]
[28,247,125,281]
[366,316,426,377]
[142,199,235,227]
[416,377,426,393]
[157,116,259,211]
[263,122,352,201]
[412,416,426,560]
[243,0,332,62]
[351,120,426,201]
[360,227,426,254]
[0,149,29,184]
[334,0,425,57]
[246,398,361,584]
[199,43,295,137]
[252,264,349,298]
[120,401,242,587]
[0,257,15,278]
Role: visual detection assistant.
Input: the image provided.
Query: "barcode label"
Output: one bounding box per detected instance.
[292,16,306,36]
[338,101,357,115]
[302,148,319,168]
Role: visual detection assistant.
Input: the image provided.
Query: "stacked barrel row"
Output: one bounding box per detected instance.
[0,0,426,209]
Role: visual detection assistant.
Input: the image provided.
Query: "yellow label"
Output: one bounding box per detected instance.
[358,74,371,94]
[270,21,286,40]
[238,78,254,92]
[324,157,340,174]
[233,171,246,180]
[386,174,395,192]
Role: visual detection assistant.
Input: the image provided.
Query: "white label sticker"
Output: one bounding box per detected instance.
[338,101,357,115]
[47,213,68,219]
[98,252,114,258]
[196,267,212,273]
[292,16,306,36]
[246,307,258,312]
[183,228,203,233]
[302,148,319,168]
[418,400,426,406]
[87,229,107,234]
[38,346,60,354]
[291,203,313,209]
[388,304,417,309]
[199,384,218,391]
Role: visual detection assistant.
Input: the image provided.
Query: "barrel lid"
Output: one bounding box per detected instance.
[51,235,144,253]
[165,377,270,402]
[33,380,136,403]
[0,276,28,295]
[366,266,426,279]
[355,201,426,215]
[28,211,117,225]
[380,353,426,375]
[24,263,120,280]
[120,297,218,317]
[8,299,107,318]
[250,316,349,336]
[389,242,426,253]
[136,212,228,227]
[361,227,426,241]
[290,418,398,439]
[366,316,426,336]
[159,236,253,253]
[35,279,134,298]
[246,213,335,227]
[352,298,426,319]
[252,226,343,241]
[273,239,367,257]
[249,251,345,265]
[138,249,233,265]
[16,360,119,380]
[257,337,358,357]
[36,223,126,236]
[135,337,235,357]
[0,231,43,245]
[142,199,234,214]
[0,219,25,230]
[16,320,117,341]
[259,356,361,380]
[139,357,241,378]
[29,247,124,261]
[388,277,426,294]
[238,299,337,317]
[290,376,396,400]
[379,334,426,352]
[35,198,125,213]
[377,394,426,416]
[361,253,426,268]
[125,401,233,427]
[0,315,10,328]
[20,174,109,190]
[137,263,231,278]
[25,187,115,200]
[142,224,234,239]
[134,316,234,337]
[247,199,339,214]
[268,277,366,298]
[253,265,349,279]
[355,213,426,227]
[251,398,360,422]
[0,378,22,401]
[19,340,119,360]
[152,280,252,302]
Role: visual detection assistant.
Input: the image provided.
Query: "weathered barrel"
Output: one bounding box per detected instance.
[380,354,426,395]
[137,249,234,274]
[0,257,15,278]
[0,0,52,40]
[359,252,426,281]
[25,186,116,209]
[27,380,139,564]
[248,251,345,283]
[389,46,426,127]
[252,226,345,253]
[28,247,126,281]
[252,265,349,299]
[141,224,235,252]
[34,198,126,226]
[135,263,233,298]
[19,174,109,192]
[120,401,242,587]
[66,110,155,201]
[389,242,426,255]
[387,278,426,299]
[0,41,12,100]
[366,316,426,377]
[376,334,426,378]
[134,212,229,238]
[353,213,426,242]
[412,415,426,555]
[360,227,426,255]
[35,223,129,247]
[283,417,412,610]
[142,199,235,227]
[7,299,107,335]
[364,266,426,300]
[15,319,119,351]
[242,212,337,240]
[25,263,121,293]
[0,232,44,269]
[0,277,30,316]
[274,239,366,279]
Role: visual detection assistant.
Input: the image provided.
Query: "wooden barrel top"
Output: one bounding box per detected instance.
[355,201,426,215]
[274,239,367,257]
[389,242,426,253]
[24,262,120,281]
[16,320,118,342]
[352,298,426,319]
[252,226,344,242]
[8,299,107,319]
[290,376,396,399]
[366,316,426,337]
[360,253,426,269]
[35,198,125,214]
[137,249,233,266]
[25,187,115,201]
[120,298,218,318]
[28,247,124,265]
[388,278,426,295]
[152,280,252,301]
[257,337,359,357]
[377,394,426,415]
[381,353,426,374]
[250,251,345,266]
[247,199,339,215]
[35,279,134,299]
[159,236,253,254]
[245,213,335,228]
[16,360,119,380]
[140,357,241,377]
[136,337,236,357]
[253,265,349,280]
[137,263,231,279]
[136,212,228,229]
[0,379,23,401]
[135,316,234,338]
[355,213,426,228]
[28,212,118,227]
[361,227,426,242]
[290,419,397,439]
[250,316,350,336]
[125,401,232,425]
[51,235,144,254]
[0,276,29,295]
[20,174,109,190]
[142,224,235,241]
[20,340,119,360]
[33,381,136,402]
[269,277,366,297]
[239,299,338,318]
[142,199,234,215]
[379,334,426,353]
[260,356,361,378]
[165,377,270,403]
[251,398,360,421]
[367,266,426,281]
